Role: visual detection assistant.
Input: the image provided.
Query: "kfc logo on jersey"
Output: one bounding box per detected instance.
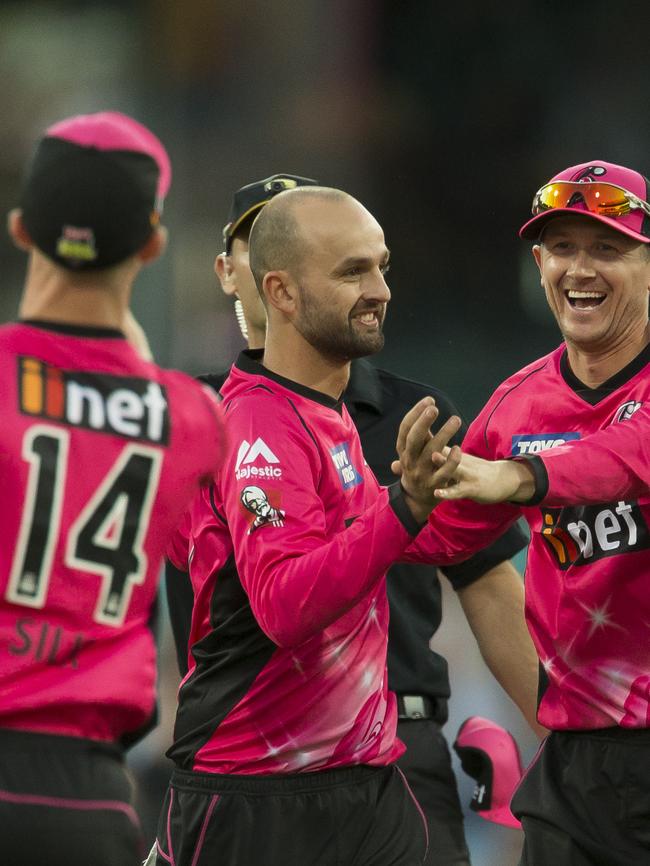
[511,432,581,456]
[614,400,642,423]
[540,500,650,569]
[235,438,282,480]
[18,357,169,444]
[240,485,285,533]
[330,442,363,490]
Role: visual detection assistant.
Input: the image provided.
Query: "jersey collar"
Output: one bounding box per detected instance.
[560,341,650,405]
[20,318,126,339]
[234,349,343,411]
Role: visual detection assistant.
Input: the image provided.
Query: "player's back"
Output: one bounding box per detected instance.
[0,321,223,744]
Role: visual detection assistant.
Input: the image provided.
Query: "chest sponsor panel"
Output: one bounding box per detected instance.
[17,356,169,444]
[511,432,581,455]
[540,500,650,568]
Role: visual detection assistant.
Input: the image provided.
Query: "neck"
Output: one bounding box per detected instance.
[247,322,267,351]
[565,321,650,388]
[18,251,132,330]
[262,326,350,399]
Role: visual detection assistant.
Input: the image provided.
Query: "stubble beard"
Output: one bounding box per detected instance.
[296,295,385,361]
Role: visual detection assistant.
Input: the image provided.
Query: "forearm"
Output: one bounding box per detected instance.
[457,563,546,738]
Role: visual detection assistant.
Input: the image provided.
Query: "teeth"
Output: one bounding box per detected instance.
[567,290,606,299]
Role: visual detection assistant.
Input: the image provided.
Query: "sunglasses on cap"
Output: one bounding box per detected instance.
[532,181,650,220]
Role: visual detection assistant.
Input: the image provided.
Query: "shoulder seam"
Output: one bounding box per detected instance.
[286,397,319,449]
[482,360,550,451]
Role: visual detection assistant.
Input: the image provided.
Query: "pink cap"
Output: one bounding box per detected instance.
[453,716,523,830]
[519,160,650,244]
[46,111,171,201]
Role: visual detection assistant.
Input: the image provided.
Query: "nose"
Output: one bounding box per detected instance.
[566,249,597,280]
[368,268,391,303]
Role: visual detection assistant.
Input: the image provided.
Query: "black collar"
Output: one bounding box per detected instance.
[560,342,650,405]
[234,349,343,411]
[20,319,126,339]
[345,358,383,414]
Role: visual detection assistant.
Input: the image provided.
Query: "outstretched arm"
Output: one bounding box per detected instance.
[434,452,537,504]
[456,560,546,738]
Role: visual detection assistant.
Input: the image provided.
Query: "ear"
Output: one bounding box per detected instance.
[532,244,543,283]
[263,270,297,314]
[138,225,168,264]
[7,208,33,252]
[215,252,236,297]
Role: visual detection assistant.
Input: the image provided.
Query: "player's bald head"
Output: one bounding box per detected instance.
[248,186,350,296]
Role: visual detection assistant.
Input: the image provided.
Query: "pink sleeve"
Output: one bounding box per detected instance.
[219,396,418,648]
[535,405,650,506]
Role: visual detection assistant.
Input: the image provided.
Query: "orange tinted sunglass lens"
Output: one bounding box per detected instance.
[534,182,631,216]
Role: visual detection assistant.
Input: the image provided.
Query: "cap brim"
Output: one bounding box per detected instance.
[519,209,650,243]
[224,200,271,244]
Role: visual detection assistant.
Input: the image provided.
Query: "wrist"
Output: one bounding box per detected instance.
[507,460,537,503]
[399,483,432,524]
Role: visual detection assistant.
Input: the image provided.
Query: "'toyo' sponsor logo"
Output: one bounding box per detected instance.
[540,500,650,569]
[18,357,169,443]
[235,437,282,480]
[511,432,581,456]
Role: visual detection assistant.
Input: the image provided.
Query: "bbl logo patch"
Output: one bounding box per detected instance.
[511,432,581,456]
[330,442,362,490]
[614,401,642,423]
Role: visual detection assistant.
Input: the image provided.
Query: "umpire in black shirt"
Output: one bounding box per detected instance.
[166,175,538,866]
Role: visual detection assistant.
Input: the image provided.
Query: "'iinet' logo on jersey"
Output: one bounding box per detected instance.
[18,357,169,444]
[541,500,650,569]
[235,438,282,480]
[511,432,581,455]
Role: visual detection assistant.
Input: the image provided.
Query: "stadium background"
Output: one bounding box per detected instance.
[1,2,648,863]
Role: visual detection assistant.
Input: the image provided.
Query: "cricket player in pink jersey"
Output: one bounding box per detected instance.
[0,112,224,866]
[152,186,514,866]
[410,159,650,865]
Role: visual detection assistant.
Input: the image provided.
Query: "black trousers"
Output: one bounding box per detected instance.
[512,728,650,866]
[396,718,471,865]
[0,729,144,866]
[153,763,428,866]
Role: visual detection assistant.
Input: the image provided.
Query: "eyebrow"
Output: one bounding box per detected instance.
[333,249,391,274]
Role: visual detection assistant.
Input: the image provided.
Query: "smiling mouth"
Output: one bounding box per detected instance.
[353,311,381,327]
[565,290,607,310]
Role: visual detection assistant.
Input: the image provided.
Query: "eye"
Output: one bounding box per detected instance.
[380,262,390,275]
[595,242,618,254]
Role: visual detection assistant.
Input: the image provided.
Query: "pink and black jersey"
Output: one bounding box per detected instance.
[0,321,223,744]
[169,350,427,775]
[420,342,650,731]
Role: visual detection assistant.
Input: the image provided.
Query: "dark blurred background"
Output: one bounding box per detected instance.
[2,2,649,863]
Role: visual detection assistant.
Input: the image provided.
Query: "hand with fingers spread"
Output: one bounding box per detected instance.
[390,396,463,523]
[433,453,536,504]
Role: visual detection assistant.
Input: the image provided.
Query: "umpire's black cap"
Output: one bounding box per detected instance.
[223,173,318,252]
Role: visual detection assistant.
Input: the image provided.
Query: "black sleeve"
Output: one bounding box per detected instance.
[439,521,529,591]
[164,559,194,677]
